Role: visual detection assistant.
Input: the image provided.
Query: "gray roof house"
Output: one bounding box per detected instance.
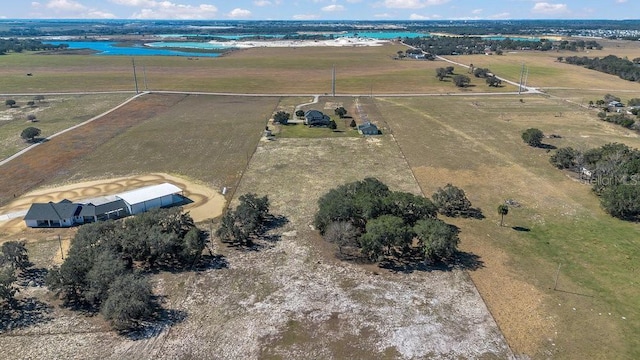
[24,199,83,228]
[24,182,183,228]
[304,110,332,127]
[79,198,128,223]
[357,122,380,135]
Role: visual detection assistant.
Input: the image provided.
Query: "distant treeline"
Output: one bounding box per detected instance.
[562,55,640,82]
[403,36,601,56]
[0,38,68,54]
[3,19,640,38]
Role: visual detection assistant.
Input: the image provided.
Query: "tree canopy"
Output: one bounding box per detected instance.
[521,128,544,147]
[273,111,290,125]
[334,107,347,118]
[550,143,640,221]
[216,193,272,247]
[453,74,471,87]
[431,184,480,218]
[20,127,41,142]
[46,207,202,331]
[314,178,463,265]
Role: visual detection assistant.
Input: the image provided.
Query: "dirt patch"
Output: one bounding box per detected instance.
[0,173,225,238]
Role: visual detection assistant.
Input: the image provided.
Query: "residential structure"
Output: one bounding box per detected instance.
[24,182,183,228]
[304,110,332,127]
[357,122,380,135]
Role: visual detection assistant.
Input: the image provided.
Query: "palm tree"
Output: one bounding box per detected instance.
[497,204,509,226]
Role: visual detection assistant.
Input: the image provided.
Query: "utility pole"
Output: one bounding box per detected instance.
[142,64,148,91]
[332,64,336,97]
[132,57,139,94]
[518,63,525,95]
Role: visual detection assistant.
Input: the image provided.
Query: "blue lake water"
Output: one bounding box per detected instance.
[45,31,429,57]
[44,41,223,57]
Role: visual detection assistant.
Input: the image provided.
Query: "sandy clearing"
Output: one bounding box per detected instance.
[0,173,225,237]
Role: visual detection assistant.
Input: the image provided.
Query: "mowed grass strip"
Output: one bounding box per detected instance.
[0,93,132,160]
[0,93,186,206]
[62,94,279,191]
[4,45,513,94]
[379,94,640,358]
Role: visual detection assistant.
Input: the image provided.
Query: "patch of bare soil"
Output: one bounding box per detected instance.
[146,137,512,359]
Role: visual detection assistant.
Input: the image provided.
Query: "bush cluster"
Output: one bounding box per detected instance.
[314,178,473,264]
[46,207,204,331]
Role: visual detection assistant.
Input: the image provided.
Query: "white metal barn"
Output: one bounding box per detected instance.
[116,183,183,215]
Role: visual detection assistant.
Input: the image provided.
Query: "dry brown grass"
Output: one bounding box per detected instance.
[451,43,640,93]
[377,94,640,359]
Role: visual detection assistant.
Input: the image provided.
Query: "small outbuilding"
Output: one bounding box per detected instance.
[116,183,183,215]
[357,122,380,135]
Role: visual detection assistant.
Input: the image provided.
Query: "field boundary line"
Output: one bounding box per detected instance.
[0,91,150,167]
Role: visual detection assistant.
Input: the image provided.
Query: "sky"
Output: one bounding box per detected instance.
[2,0,638,21]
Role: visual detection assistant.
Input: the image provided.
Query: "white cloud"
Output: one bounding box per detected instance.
[489,12,511,19]
[109,0,156,6]
[46,0,86,11]
[322,4,345,11]
[384,0,448,9]
[532,2,568,14]
[292,13,319,20]
[130,2,218,19]
[87,10,117,18]
[409,13,440,19]
[615,0,627,3]
[228,8,251,18]
[472,9,482,15]
[253,0,272,6]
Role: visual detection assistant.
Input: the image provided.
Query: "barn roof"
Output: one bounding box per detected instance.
[116,183,182,205]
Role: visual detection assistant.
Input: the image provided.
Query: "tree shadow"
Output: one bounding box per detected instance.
[0,297,54,332]
[193,254,228,271]
[17,267,48,287]
[536,143,557,150]
[462,208,485,219]
[377,250,484,274]
[223,214,289,250]
[121,307,188,340]
[512,226,531,232]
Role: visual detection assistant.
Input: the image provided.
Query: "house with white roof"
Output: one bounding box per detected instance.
[24,182,184,228]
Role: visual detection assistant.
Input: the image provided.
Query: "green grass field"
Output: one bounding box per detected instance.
[1,45,515,94]
[378,94,640,358]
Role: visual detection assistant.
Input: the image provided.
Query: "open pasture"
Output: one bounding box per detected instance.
[450,46,640,93]
[0,130,512,360]
[60,94,277,192]
[2,44,513,94]
[0,93,132,160]
[378,94,640,358]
